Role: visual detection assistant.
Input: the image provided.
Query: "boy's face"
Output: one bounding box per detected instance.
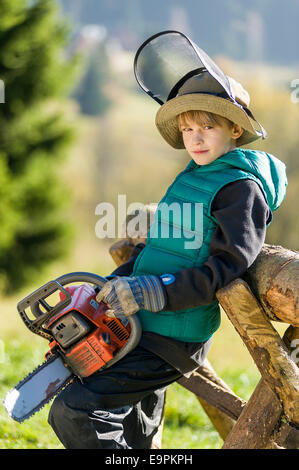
[179,115,243,165]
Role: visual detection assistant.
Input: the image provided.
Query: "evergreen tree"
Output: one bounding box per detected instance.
[74,43,111,116]
[0,0,78,293]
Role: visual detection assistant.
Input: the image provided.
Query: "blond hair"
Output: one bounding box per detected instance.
[177,110,234,131]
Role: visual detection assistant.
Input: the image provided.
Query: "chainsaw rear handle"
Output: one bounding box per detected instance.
[53,273,142,366]
[18,272,142,357]
[27,272,107,322]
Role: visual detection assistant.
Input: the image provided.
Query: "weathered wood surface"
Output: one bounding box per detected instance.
[180,355,299,448]
[273,421,299,449]
[109,226,299,448]
[109,239,137,267]
[222,378,283,449]
[177,363,246,421]
[216,279,299,429]
[111,241,299,326]
[221,326,299,449]
[245,244,299,326]
[195,397,235,441]
[108,203,155,266]
[151,360,243,448]
[189,360,236,440]
[116,206,299,326]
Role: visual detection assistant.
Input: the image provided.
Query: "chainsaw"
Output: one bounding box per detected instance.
[3,272,142,423]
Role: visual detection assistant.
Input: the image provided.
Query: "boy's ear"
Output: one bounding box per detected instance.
[231,124,244,140]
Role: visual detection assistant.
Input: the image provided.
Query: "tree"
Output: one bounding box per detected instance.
[0,0,78,293]
[73,43,112,116]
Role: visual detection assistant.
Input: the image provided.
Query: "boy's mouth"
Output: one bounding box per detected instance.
[192,150,209,154]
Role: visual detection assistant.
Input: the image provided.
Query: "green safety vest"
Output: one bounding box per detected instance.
[131,148,287,342]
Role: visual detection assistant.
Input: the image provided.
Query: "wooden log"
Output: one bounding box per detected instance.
[183,360,236,440]
[273,422,299,449]
[198,359,233,389]
[118,205,299,326]
[153,342,246,446]
[195,398,235,441]
[221,326,299,449]
[177,370,246,421]
[273,326,299,449]
[245,244,299,326]
[108,218,299,446]
[283,325,299,356]
[222,378,283,449]
[188,342,299,448]
[109,239,136,267]
[217,279,299,428]
[116,206,299,326]
[118,203,156,244]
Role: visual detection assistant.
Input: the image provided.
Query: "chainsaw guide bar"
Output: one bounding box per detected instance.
[3,355,73,422]
[3,272,142,423]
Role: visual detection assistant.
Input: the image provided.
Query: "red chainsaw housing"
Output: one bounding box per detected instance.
[45,284,131,378]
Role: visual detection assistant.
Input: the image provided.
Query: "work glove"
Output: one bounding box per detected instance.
[96,275,166,319]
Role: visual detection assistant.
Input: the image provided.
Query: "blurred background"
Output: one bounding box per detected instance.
[0,0,298,449]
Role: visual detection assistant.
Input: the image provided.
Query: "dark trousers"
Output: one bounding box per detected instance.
[48,345,183,449]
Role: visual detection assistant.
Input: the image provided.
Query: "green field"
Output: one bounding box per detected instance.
[0,329,261,449]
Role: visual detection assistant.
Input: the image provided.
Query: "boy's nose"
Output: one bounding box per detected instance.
[193,131,204,143]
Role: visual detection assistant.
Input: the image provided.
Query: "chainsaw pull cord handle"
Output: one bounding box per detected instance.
[29,272,142,356]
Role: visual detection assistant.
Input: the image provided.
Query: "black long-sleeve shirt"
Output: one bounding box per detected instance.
[109,179,272,375]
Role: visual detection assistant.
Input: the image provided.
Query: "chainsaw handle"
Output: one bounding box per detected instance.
[52,272,142,359]
[17,280,73,340]
[55,271,108,289]
[28,272,107,321]
[29,272,142,350]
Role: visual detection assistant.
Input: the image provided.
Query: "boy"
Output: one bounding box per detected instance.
[48,32,287,449]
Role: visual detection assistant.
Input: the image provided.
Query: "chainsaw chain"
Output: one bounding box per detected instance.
[8,355,73,422]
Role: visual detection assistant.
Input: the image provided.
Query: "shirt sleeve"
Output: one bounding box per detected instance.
[161,179,272,311]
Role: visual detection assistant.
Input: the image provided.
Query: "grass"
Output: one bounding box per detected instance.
[0,337,64,449]
[162,363,260,449]
[0,315,263,449]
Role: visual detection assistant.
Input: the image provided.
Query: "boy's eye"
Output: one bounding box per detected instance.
[181,125,213,132]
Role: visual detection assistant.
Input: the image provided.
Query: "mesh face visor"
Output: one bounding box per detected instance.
[134,30,267,139]
[134,30,234,105]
